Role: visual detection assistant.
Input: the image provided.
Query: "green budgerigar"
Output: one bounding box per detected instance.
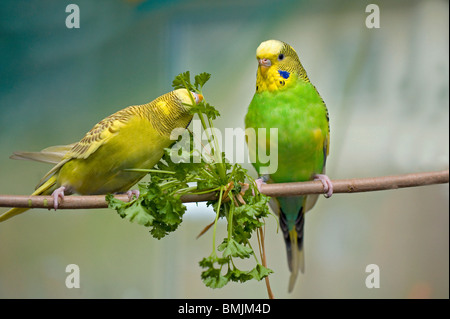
[245,40,332,292]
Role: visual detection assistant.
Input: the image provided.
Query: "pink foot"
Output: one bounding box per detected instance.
[253,175,269,195]
[314,174,333,198]
[51,186,66,210]
[126,189,140,201]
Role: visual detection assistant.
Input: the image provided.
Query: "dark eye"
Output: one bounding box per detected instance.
[278,54,284,61]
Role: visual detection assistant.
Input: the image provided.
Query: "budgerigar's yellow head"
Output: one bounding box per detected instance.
[174,88,203,106]
[255,39,309,92]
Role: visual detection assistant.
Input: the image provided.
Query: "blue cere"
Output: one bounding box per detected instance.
[278,70,290,79]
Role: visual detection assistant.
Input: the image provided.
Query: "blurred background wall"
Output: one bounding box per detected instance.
[0,0,448,298]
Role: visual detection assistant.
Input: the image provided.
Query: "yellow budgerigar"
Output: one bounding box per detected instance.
[0,89,203,222]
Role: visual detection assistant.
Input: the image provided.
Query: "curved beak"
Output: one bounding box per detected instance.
[192,92,203,104]
[258,58,272,75]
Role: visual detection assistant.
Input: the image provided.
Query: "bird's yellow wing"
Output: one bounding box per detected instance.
[65,109,135,160]
[35,108,135,190]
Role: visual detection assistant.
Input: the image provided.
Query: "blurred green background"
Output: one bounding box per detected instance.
[0,0,448,298]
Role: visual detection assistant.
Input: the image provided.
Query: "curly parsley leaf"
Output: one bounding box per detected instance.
[194,72,211,90]
[190,101,220,120]
[248,264,274,281]
[107,71,275,290]
[218,238,253,259]
[106,194,154,227]
[172,71,194,91]
[201,266,229,289]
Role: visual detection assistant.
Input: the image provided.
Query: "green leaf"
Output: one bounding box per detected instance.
[247,264,274,281]
[159,200,182,225]
[106,195,154,227]
[199,255,229,269]
[172,71,194,91]
[194,72,211,90]
[150,221,174,239]
[225,267,253,283]
[190,101,220,120]
[106,194,126,215]
[201,267,229,289]
[128,202,154,226]
[218,238,253,259]
[199,256,215,269]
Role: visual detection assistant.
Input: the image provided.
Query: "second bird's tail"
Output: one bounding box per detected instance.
[280,208,305,293]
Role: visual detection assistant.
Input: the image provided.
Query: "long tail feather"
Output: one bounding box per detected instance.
[0,207,30,223]
[287,245,304,292]
[280,204,305,292]
[10,143,74,165]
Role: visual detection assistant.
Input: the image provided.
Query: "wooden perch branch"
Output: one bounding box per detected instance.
[0,169,448,210]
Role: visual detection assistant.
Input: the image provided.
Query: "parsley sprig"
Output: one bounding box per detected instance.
[107,72,274,289]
